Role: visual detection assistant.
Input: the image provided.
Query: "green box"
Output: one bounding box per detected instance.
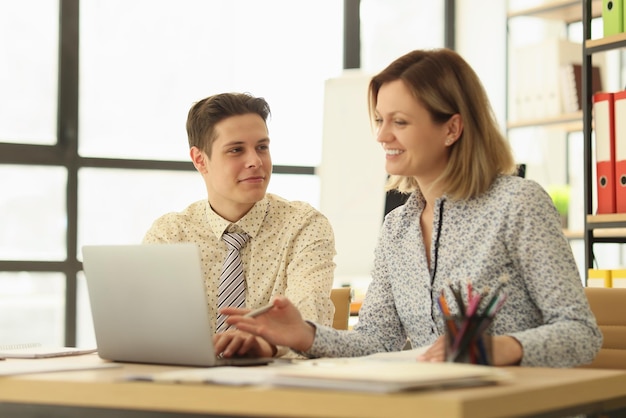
[603,0,624,37]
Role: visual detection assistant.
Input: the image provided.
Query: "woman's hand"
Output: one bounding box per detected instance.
[491,335,523,366]
[221,296,316,352]
[213,329,276,358]
[417,336,446,362]
[417,335,523,366]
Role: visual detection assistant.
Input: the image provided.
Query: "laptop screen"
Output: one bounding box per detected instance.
[82,243,271,367]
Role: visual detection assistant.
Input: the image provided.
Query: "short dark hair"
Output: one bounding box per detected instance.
[186,92,271,157]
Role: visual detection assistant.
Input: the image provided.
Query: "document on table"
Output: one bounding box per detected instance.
[361,345,430,361]
[0,344,98,359]
[0,358,120,376]
[127,365,282,386]
[266,360,512,393]
[128,354,512,393]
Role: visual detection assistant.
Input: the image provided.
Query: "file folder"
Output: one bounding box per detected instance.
[615,91,626,212]
[611,269,626,288]
[588,269,612,288]
[594,92,616,214]
[603,0,624,37]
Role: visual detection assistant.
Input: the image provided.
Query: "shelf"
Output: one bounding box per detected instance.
[508,0,602,24]
[567,228,626,239]
[594,228,626,238]
[581,0,626,278]
[506,112,582,131]
[585,216,626,244]
[586,32,626,54]
[563,229,583,239]
[587,214,626,229]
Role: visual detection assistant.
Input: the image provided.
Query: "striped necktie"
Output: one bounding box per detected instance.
[216,232,249,333]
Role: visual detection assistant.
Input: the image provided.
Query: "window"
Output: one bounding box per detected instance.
[360,0,444,72]
[0,166,67,261]
[0,0,59,145]
[78,0,343,168]
[0,0,343,346]
[1,0,448,346]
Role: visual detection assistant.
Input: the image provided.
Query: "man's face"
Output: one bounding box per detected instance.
[192,113,272,221]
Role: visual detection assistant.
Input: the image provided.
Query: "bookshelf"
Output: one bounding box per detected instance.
[508,0,601,23]
[506,0,602,130]
[582,0,626,282]
[586,32,626,52]
[506,1,604,283]
[506,111,583,131]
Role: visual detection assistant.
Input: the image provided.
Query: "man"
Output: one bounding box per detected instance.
[144,92,336,358]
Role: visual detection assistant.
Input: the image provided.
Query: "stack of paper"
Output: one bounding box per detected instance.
[267,360,511,393]
[0,344,97,359]
[130,357,512,393]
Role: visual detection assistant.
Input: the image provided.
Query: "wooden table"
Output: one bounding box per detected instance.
[1,354,626,418]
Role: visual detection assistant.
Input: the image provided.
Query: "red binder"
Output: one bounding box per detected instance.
[616,91,626,213]
[593,92,616,214]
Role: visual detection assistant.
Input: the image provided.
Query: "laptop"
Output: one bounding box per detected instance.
[82,243,273,367]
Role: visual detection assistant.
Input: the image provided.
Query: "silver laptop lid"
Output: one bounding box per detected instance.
[82,243,221,367]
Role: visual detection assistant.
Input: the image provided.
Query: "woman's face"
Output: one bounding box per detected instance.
[374,79,451,184]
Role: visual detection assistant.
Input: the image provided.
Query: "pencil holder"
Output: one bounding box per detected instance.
[444,315,493,366]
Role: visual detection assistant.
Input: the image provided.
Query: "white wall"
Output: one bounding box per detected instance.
[456,0,507,130]
[318,71,388,284]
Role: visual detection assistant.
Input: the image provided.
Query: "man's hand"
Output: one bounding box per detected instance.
[213,329,276,358]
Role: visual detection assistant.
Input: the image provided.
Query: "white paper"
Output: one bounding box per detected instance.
[361,345,430,362]
[0,346,98,359]
[0,359,119,376]
[128,353,513,393]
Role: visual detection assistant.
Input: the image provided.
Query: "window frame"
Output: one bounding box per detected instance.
[0,0,454,345]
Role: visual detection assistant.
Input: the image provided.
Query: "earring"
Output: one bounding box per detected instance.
[445,139,452,146]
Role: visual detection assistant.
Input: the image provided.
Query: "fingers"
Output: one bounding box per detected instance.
[219,306,250,316]
[226,317,258,333]
[221,298,282,318]
[271,295,289,307]
[417,336,446,362]
[213,331,231,356]
[218,296,303,351]
[235,335,256,356]
[214,330,259,358]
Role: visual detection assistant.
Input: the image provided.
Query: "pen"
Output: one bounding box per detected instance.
[449,282,465,316]
[244,302,274,318]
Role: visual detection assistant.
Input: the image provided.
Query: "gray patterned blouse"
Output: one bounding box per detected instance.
[306,175,602,367]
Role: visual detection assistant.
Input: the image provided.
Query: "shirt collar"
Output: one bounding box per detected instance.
[205,196,270,239]
[405,188,449,213]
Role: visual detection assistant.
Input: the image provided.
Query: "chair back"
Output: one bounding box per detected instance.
[581,287,626,369]
[330,287,352,330]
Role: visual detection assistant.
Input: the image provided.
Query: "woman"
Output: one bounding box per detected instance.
[218,48,602,367]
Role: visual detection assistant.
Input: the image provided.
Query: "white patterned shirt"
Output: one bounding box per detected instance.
[143,193,336,333]
[306,175,602,368]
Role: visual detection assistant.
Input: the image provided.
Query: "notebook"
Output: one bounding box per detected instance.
[81,243,273,367]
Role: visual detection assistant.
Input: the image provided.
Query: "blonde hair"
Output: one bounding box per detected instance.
[368,49,516,200]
